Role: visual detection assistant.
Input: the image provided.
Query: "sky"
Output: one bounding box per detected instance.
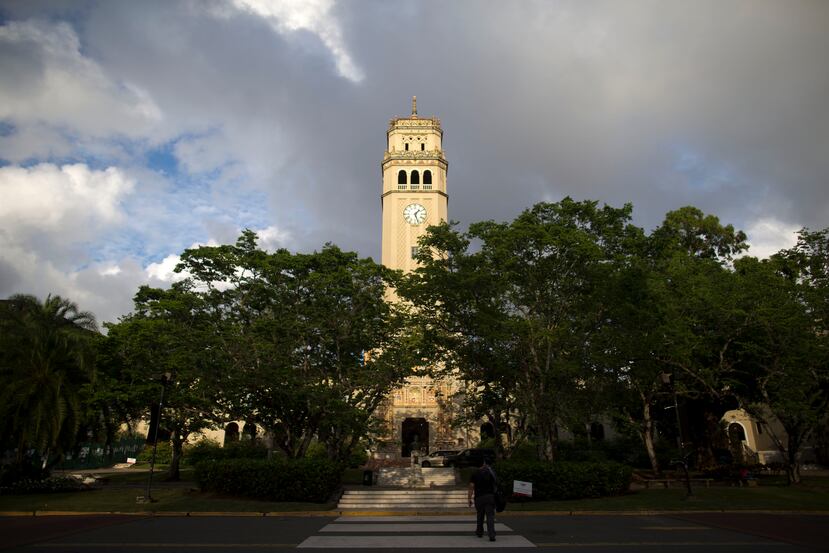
[0,0,827,325]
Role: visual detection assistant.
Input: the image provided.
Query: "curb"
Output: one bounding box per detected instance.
[3,509,829,517]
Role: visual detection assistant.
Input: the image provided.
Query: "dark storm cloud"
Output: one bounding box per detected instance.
[0,0,827,324]
[333,0,829,238]
[10,0,825,252]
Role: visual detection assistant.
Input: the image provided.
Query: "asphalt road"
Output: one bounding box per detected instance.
[1,513,825,552]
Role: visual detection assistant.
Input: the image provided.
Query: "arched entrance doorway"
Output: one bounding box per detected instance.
[223,422,239,446]
[480,422,495,441]
[402,417,429,457]
[728,422,747,464]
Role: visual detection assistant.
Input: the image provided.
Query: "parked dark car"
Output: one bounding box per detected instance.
[443,448,496,468]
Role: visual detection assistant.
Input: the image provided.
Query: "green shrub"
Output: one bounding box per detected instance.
[137,441,172,464]
[0,462,48,487]
[495,460,632,501]
[551,435,673,469]
[346,445,369,468]
[305,442,327,459]
[556,440,608,463]
[185,439,268,466]
[305,441,368,468]
[508,441,541,461]
[0,476,87,495]
[194,458,342,502]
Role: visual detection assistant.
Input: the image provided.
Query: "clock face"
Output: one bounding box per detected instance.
[403,203,427,225]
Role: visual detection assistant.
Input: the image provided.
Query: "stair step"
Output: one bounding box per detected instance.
[343,490,466,494]
[374,467,457,488]
[337,484,471,510]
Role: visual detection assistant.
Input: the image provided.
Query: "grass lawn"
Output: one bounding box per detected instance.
[0,487,334,513]
[99,468,195,485]
[507,476,829,512]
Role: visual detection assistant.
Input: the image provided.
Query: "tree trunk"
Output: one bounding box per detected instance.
[641,402,660,474]
[168,431,183,481]
[539,419,557,461]
[785,433,802,485]
[488,413,502,458]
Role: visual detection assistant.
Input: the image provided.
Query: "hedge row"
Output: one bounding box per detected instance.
[496,460,632,500]
[194,458,342,502]
[185,440,267,466]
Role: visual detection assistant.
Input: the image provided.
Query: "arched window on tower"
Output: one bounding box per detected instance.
[398,170,407,190]
[423,170,432,189]
[410,170,420,188]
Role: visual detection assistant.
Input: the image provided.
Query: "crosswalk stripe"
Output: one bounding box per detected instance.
[297,516,537,548]
[320,523,512,532]
[298,535,536,548]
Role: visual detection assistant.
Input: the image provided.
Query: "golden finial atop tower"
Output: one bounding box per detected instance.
[411,95,417,117]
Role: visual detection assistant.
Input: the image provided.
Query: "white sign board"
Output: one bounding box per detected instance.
[126,457,137,465]
[513,480,532,497]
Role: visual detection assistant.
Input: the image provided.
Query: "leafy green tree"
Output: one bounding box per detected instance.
[0,294,97,464]
[528,205,747,472]
[400,199,641,460]
[104,284,223,480]
[177,231,417,462]
[728,231,829,484]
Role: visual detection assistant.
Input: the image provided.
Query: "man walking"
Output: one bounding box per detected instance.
[467,456,497,541]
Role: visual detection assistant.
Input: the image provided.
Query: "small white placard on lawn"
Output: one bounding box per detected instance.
[126,457,137,465]
[513,480,532,497]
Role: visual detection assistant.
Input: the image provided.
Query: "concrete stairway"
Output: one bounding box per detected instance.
[337,489,471,510]
[375,467,456,488]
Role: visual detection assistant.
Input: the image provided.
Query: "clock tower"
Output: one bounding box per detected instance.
[378,99,465,460]
[381,97,448,273]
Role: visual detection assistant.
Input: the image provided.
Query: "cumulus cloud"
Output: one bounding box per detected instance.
[145,254,188,283]
[256,225,292,251]
[744,218,800,260]
[0,163,133,235]
[0,163,138,322]
[0,20,162,160]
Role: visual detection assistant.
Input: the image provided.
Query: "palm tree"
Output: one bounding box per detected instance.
[0,294,98,463]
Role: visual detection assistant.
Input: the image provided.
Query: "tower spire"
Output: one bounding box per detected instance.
[411,95,417,117]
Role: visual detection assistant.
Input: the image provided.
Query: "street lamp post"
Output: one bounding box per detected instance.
[145,372,171,502]
[661,372,693,498]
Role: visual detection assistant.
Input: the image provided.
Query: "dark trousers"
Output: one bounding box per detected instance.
[474,493,496,538]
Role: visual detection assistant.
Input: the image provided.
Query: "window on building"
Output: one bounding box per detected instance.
[411,246,419,259]
[590,422,605,441]
[397,170,407,189]
[423,170,432,189]
[411,170,420,186]
[421,143,425,151]
[405,142,409,151]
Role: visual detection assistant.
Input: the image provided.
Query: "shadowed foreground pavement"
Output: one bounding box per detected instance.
[0,513,826,552]
[671,513,829,552]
